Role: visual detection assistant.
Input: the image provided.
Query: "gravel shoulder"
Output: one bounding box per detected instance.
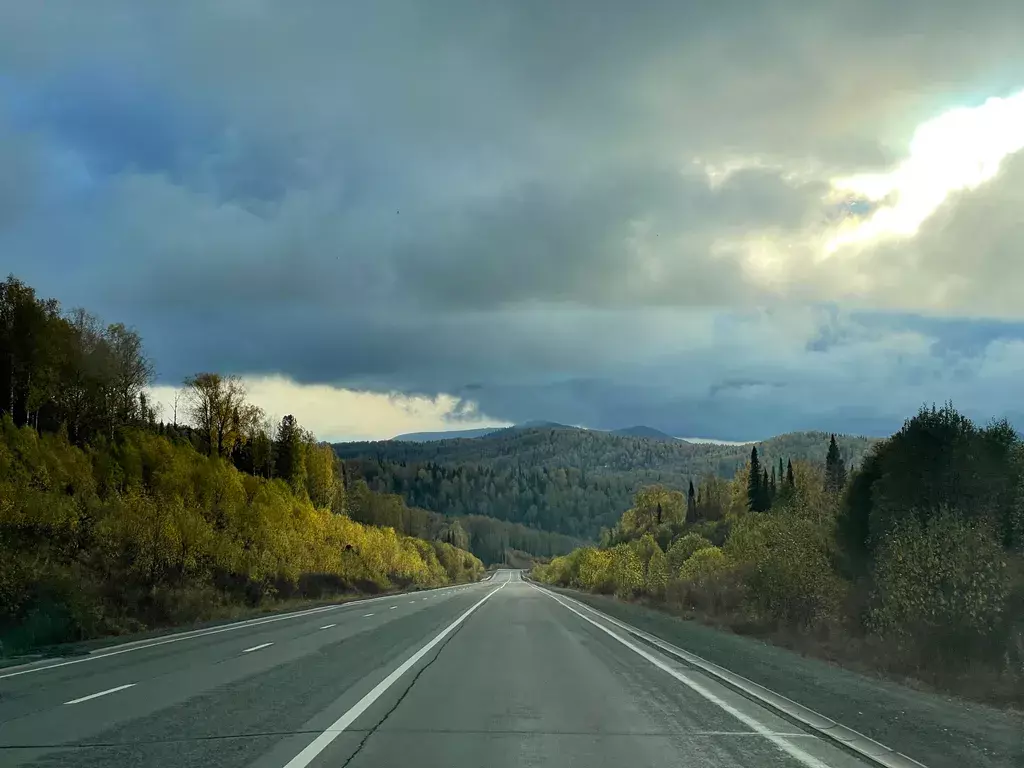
[552,587,1024,768]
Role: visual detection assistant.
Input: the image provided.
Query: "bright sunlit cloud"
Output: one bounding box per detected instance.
[148,376,511,442]
[827,89,1024,252]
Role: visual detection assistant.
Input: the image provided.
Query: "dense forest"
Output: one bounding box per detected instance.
[344,478,583,564]
[0,275,484,654]
[335,428,878,539]
[534,407,1024,705]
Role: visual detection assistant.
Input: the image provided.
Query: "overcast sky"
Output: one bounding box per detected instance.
[4,1,1024,441]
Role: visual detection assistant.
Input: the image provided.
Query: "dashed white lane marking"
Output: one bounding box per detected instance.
[363,613,374,617]
[0,582,470,681]
[280,574,511,768]
[64,683,136,705]
[319,624,336,630]
[389,606,397,610]
[241,642,274,653]
[409,601,416,604]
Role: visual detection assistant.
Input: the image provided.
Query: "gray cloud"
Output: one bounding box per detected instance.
[3,1,1024,437]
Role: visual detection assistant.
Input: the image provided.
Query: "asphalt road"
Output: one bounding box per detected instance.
[0,570,886,768]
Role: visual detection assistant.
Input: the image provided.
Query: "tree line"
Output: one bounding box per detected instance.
[535,409,1024,707]
[336,429,858,539]
[0,275,484,654]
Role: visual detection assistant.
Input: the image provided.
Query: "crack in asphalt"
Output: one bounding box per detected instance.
[337,618,471,768]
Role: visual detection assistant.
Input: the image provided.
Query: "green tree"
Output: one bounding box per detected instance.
[747,446,762,512]
[274,415,306,493]
[747,447,770,512]
[183,373,251,458]
[825,434,847,493]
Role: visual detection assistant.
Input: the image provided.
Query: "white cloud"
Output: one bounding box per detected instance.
[826,89,1024,251]
[148,376,510,442]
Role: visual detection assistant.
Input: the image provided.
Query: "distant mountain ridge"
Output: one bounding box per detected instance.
[391,426,504,442]
[611,425,679,442]
[391,420,570,442]
[335,426,880,539]
[391,422,713,444]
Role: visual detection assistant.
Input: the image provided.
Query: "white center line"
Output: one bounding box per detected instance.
[64,683,135,705]
[281,575,509,768]
[363,613,374,617]
[242,642,274,653]
[319,624,336,630]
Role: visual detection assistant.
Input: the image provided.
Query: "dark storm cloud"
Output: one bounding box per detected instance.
[4,1,1024,437]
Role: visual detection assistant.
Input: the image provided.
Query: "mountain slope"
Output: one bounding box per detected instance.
[611,425,679,442]
[392,426,504,442]
[390,420,573,443]
[335,427,880,539]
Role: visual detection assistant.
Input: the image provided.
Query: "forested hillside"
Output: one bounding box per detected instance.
[535,404,1024,706]
[335,427,878,539]
[344,478,583,564]
[0,275,484,654]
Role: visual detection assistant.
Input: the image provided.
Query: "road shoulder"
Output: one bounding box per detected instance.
[549,587,1023,768]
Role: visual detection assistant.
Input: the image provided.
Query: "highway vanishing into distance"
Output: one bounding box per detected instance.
[0,571,903,768]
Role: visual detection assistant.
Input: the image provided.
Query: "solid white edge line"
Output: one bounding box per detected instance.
[63,683,136,705]
[242,642,274,653]
[0,576,496,681]
[529,583,831,768]
[542,585,926,768]
[281,573,511,768]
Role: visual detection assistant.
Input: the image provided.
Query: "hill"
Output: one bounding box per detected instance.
[334,426,879,539]
[611,425,679,442]
[390,420,572,443]
[0,275,491,654]
[392,426,504,442]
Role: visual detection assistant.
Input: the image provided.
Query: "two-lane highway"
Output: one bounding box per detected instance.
[1,571,886,768]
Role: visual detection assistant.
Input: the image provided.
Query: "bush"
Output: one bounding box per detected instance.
[869,510,1010,665]
[610,544,644,598]
[667,533,713,573]
[679,546,729,582]
[665,566,746,616]
[726,512,844,629]
[645,549,669,598]
[575,547,615,593]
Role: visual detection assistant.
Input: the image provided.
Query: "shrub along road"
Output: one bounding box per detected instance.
[0,570,919,768]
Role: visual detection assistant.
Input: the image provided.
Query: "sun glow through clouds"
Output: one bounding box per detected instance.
[827,89,1024,252]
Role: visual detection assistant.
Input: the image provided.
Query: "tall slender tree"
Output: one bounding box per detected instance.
[826,434,847,493]
[748,446,766,512]
[686,479,697,524]
[275,414,306,492]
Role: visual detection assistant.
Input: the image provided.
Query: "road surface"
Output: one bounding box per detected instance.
[0,570,885,768]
